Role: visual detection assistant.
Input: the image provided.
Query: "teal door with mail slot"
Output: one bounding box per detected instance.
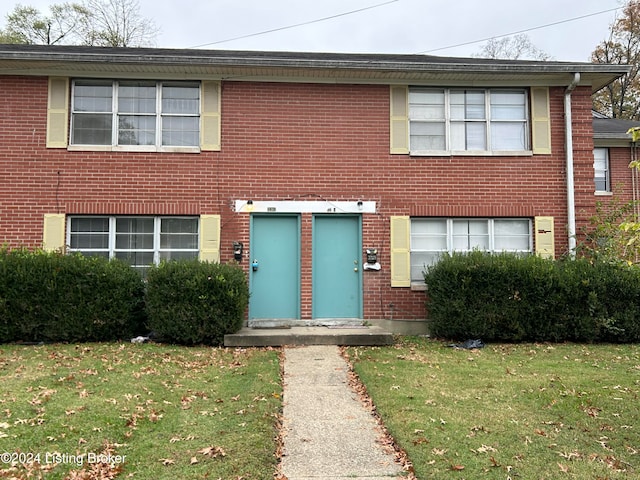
[312,215,362,319]
[249,214,300,321]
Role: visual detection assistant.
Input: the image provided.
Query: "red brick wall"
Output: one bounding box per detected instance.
[609,146,636,203]
[0,76,600,320]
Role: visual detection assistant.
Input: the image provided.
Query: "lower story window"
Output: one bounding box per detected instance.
[410,218,532,281]
[68,216,199,271]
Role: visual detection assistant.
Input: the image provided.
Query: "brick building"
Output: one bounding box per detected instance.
[0,44,632,331]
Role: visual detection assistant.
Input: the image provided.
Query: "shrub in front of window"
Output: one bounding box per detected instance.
[0,249,146,343]
[145,260,249,346]
[424,251,640,343]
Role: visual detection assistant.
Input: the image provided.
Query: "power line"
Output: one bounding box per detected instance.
[189,0,400,49]
[418,6,621,54]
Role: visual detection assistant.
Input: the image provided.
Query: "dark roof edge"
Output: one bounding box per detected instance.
[0,43,632,74]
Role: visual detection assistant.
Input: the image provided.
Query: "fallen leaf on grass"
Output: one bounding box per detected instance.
[190,456,198,465]
[148,411,162,422]
[450,464,464,471]
[160,458,175,466]
[559,450,582,461]
[602,454,626,471]
[582,405,602,418]
[198,446,226,458]
[475,444,497,454]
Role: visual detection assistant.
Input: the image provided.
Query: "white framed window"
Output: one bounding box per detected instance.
[68,216,199,272]
[409,88,529,154]
[410,218,532,281]
[593,148,611,193]
[70,80,200,150]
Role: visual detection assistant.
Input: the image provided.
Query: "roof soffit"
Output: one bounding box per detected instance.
[0,45,630,91]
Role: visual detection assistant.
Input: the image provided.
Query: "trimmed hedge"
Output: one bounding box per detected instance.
[145,260,249,345]
[0,251,249,345]
[0,249,145,343]
[424,252,640,343]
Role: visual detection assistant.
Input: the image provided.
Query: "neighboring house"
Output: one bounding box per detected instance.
[592,112,640,208]
[0,44,631,330]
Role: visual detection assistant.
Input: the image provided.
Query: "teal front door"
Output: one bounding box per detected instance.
[249,215,300,322]
[312,215,362,319]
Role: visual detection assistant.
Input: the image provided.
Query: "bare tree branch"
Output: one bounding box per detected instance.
[0,0,158,47]
[473,34,552,61]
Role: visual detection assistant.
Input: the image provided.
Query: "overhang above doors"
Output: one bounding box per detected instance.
[234,200,376,214]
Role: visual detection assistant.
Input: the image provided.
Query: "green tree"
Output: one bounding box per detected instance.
[0,0,157,47]
[1,3,91,45]
[591,0,640,119]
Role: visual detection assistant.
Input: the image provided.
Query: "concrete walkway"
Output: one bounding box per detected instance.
[280,345,405,479]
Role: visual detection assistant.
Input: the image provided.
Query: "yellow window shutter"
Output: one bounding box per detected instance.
[200,214,221,263]
[390,216,411,287]
[531,87,551,155]
[42,214,66,252]
[390,86,409,154]
[201,81,221,151]
[46,77,69,148]
[534,216,555,259]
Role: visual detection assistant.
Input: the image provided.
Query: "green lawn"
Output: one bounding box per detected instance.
[3,339,638,479]
[347,338,640,479]
[0,343,282,479]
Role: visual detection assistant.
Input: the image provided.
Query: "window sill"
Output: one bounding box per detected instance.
[68,145,201,154]
[594,191,613,196]
[411,283,427,291]
[409,150,533,157]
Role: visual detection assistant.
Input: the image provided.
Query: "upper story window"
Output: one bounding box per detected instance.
[408,88,529,154]
[71,80,200,150]
[593,148,611,193]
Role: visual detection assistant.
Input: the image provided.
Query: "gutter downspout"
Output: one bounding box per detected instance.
[565,73,581,257]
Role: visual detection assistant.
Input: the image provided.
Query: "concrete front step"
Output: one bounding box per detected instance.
[224,326,394,347]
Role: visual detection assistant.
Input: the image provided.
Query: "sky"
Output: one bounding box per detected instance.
[0,0,628,62]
